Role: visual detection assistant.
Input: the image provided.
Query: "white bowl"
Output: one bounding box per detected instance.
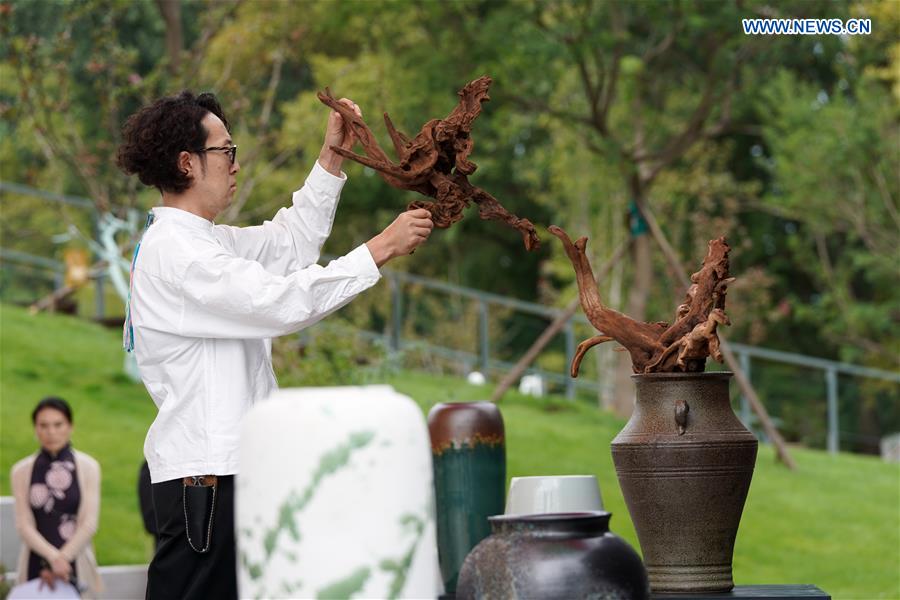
[505,475,604,515]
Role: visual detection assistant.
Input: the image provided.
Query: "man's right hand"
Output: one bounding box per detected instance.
[366,208,434,267]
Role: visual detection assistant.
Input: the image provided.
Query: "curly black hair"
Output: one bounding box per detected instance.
[117,91,229,194]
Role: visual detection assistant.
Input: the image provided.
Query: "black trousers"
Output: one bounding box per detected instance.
[146,475,237,600]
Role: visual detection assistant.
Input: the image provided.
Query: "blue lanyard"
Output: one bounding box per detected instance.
[123,211,155,352]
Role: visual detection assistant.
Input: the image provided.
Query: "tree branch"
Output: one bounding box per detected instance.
[154,0,183,75]
[596,44,622,134]
[571,44,601,124]
[641,72,719,184]
[257,49,285,130]
[184,0,244,85]
[221,142,293,223]
[14,53,108,209]
[640,0,683,66]
[871,165,900,231]
[492,238,633,402]
[508,94,596,128]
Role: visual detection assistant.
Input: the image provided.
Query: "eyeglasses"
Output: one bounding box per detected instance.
[196,144,238,164]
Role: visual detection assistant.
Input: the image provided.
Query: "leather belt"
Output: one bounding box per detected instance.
[183,475,218,487]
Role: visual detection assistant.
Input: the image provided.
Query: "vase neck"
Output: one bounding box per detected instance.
[489,512,611,538]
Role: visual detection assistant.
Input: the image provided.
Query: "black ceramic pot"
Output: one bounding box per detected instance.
[456,511,649,599]
[428,402,506,597]
[611,372,758,593]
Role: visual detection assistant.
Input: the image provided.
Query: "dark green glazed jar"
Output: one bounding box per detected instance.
[428,401,506,598]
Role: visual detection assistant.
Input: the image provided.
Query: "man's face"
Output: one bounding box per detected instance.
[191,112,240,219]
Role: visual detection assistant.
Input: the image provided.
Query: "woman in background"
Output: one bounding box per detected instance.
[11,397,103,597]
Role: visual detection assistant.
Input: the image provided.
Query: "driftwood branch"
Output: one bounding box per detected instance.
[549,225,732,374]
[317,76,540,251]
[492,237,632,403]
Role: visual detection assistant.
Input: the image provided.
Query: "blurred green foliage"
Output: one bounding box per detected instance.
[273,321,401,388]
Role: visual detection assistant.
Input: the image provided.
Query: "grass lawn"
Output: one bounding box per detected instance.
[1,304,898,598]
[0,304,157,565]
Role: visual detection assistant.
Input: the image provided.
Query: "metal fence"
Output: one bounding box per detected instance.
[369,267,899,453]
[380,268,596,396]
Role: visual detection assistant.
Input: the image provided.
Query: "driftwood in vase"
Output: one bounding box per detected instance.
[549,225,735,375]
[317,76,540,251]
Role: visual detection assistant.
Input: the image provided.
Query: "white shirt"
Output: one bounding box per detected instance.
[131,162,381,483]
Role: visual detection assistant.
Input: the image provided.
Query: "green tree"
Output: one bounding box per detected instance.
[438,0,892,416]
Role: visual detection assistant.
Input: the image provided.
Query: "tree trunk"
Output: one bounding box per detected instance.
[857,396,881,454]
[155,0,183,75]
[600,238,624,411]
[628,233,653,321]
[608,167,654,414]
[610,233,651,415]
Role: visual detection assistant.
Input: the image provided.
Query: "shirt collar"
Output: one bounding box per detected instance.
[151,206,215,231]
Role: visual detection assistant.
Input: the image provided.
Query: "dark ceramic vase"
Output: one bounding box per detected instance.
[611,372,758,593]
[456,511,650,599]
[428,402,506,598]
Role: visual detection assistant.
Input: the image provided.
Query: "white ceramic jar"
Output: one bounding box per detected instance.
[237,385,440,599]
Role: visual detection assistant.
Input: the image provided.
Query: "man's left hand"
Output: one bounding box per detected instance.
[319,98,362,176]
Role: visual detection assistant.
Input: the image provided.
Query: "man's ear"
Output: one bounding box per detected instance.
[177,151,193,176]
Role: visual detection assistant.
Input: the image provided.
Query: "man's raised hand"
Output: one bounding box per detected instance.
[366,208,434,267]
[319,97,361,175]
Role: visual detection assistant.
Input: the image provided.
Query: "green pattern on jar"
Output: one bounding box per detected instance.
[241,430,376,581]
[316,566,371,599]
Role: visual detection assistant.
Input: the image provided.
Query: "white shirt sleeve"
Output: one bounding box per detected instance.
[177,243,380,339]
[212,162,346,276]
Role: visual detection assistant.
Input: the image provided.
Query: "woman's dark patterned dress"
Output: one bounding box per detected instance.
[26,444,80,582]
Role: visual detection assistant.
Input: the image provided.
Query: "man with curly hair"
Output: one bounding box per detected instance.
[116,91,432,599]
